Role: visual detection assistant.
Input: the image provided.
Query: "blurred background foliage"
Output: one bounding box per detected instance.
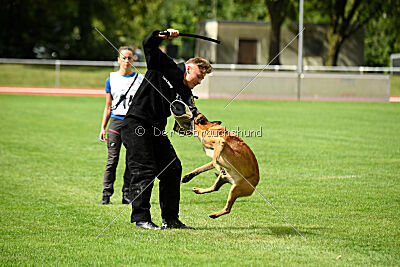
[0,0,399,66]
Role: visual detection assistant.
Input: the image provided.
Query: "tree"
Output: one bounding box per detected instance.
[107,0,203,59]
[0,0,77,58]
[0,0,270,60]
[0,0,119,60]
[308,0,383,66]
[364,0,400,66]
[265,0,293,65]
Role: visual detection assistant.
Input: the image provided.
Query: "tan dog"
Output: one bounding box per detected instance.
[181,112,260,218]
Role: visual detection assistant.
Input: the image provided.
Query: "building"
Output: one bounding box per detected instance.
[195,20,364,66]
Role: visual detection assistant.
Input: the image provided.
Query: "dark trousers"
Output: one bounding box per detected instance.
[121,117,182,223]
[102,118,130,198]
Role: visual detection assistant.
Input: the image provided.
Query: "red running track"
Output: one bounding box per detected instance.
[0,86,399,102]
[0,86,104,97]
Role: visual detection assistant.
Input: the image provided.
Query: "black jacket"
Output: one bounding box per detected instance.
[125,30,194,129]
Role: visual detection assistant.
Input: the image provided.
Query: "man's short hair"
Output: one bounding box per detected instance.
[186,57,212,75]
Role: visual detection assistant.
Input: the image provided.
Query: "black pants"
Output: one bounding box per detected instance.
[103,118,130,198]
[121,117,182,223]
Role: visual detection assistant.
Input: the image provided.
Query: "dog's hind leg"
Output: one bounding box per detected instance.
[192,173,228,194]
[208,184,241,219]
[181,162,214,183]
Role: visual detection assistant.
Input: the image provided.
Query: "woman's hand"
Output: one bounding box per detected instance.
[99,128,107,142]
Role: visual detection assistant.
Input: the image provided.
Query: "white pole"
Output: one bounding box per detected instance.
[55,60,60,88]
[297,0,304,100]
[390,54,393,75]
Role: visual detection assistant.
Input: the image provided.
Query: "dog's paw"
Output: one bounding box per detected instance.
[192,187,201,194]
[181,173,195,183]
[209,213,219,219]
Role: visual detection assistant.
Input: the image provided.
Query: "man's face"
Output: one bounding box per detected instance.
[184,64,205,89]
[118,50,134,68]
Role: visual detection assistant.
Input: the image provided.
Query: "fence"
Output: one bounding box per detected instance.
[0,58,396,102]
[0,58,146,88]
[193,71,390,102]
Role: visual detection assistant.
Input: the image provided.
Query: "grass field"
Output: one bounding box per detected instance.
[0,95,399,265]
[1,63,400,96]
[0,64,147,89]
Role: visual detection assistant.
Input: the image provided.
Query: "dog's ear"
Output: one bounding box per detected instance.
[197,116,207,125]
[211,121,222,125]
[194,114,207,125]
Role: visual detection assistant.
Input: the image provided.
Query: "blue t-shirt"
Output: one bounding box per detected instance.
[105,72,137,120]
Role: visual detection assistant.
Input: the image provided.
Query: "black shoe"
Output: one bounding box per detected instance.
[100,196,110,205]
[122,196,131,204]
[136,221,162,230]
[162,218,195,229]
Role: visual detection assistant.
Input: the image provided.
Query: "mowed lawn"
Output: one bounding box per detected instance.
[0,95,399,265]
[0,64,147,89]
